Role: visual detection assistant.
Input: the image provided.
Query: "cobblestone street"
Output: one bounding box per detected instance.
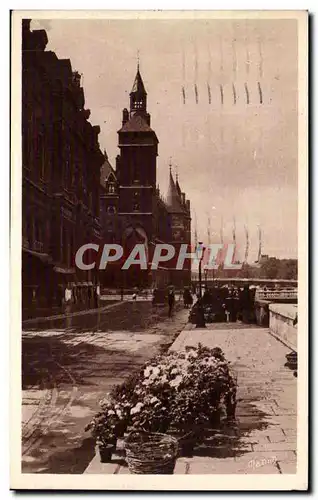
[22,302,188,473]
[85,323,297,475]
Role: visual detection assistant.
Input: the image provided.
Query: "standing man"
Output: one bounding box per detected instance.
[64,283,72,314]
[168,286,175,317]
[96,283,100,306]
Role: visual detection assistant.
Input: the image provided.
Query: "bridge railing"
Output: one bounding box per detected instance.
[255,289,298,301]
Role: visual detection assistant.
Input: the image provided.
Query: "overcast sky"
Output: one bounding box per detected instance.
[32,17,298,260]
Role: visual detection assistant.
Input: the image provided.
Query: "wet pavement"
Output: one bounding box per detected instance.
[22,301,188,473]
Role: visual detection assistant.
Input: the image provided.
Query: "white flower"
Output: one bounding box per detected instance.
[144,366,152,378]
[108,409,115,416]
[150,396,159,404]
[130,402,143,415]
[170,375,183,388]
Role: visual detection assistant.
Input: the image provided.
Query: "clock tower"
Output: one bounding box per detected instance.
[117,65,159,243]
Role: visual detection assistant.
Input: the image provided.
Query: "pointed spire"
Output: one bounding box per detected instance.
[175,166,182,196]
[166,162,183,212]
[131,65,147,95]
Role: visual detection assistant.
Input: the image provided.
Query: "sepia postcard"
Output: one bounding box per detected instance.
[10,10,308,490]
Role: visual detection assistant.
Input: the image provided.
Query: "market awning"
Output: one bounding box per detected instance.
[53,266,76,274]
[22,248,53,264]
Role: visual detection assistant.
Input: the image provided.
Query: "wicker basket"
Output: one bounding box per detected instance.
[124,431,179,474]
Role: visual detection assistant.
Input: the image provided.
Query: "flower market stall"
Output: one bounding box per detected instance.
[85,343,237,473]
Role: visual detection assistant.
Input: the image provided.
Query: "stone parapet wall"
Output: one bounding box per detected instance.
[269,303,297,351]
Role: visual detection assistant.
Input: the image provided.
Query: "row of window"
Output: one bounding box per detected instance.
[23,214,75,268]
[23,215,45,252]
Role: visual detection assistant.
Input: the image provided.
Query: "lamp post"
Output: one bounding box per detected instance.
[196,242,205,299]
[204,265,208,292]
[195,242,206,328]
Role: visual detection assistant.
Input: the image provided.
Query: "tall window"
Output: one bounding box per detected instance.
[64,142,72,188]
[34,134,45,181]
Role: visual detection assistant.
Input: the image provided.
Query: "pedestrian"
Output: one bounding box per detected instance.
[168,287,175,317]
[73,286,77,305]
[57,285,63,308]
[152,287,158,306]
[94,284,99,309]
[64,283,72,315]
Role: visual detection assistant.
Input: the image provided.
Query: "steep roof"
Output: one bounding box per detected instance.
[166,171,184,213]
[100,151,116,186]
[131,67,147,95]
[118,114,154,133]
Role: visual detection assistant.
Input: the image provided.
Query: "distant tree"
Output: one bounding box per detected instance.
[260,258,279,279]
[277,259,298,280]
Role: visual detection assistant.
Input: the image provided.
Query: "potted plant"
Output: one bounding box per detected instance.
[85,399,128,463]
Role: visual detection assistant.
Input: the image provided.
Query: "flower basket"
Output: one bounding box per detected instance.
[124,431,179,474]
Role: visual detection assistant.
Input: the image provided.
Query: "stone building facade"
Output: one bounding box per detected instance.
[99,66,191,289]
[22,20,104,316]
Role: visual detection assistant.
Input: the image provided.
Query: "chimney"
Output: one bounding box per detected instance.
[186,200,190,211]
[122,108,129,126]
[181,193,186,205]
[145,113,151,127]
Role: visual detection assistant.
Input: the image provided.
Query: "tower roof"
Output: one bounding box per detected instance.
[130,66,147,95]
[166,170,184,213]
[118,114,153,133]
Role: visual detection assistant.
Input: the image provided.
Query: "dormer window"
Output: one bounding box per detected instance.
[108,183,115,194]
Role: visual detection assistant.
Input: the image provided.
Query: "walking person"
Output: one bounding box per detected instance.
[94,283,100,309]
[64,283,73,328]
[73,286,77,306]
[64,283,72,309]
[97,283,101,305]
[168,286,175,317]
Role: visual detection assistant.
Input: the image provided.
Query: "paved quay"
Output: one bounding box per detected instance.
[22,303,188,474]
[85,323,297,475]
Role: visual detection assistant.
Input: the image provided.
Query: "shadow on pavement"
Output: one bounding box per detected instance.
[193,403,269,459]
[22,335,145,389]
[23,302,171,333]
